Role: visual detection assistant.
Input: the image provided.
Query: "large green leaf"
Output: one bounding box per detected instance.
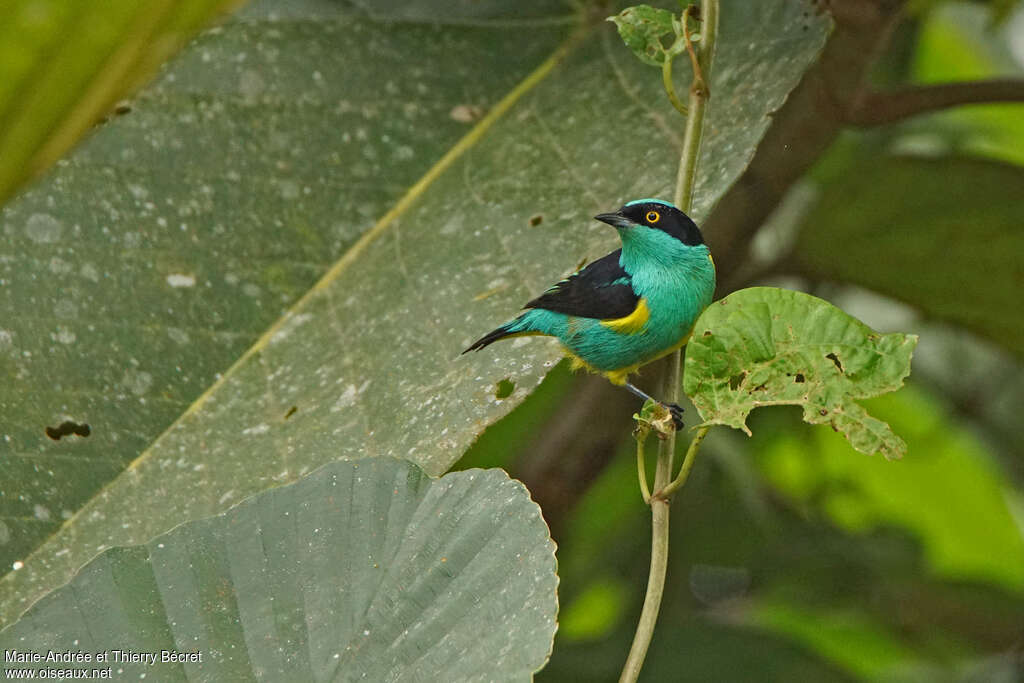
[0,458,558,680]
[0,1,570,584]
[793,156,1024,357]
[0,0,242,206]
[684,287,917,459]
[0,1,831,623]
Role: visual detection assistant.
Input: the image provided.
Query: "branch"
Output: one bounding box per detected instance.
[847,80,1024,126]
[703,0,908,279]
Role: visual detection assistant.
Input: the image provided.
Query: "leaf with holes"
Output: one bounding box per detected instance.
[683,287,917,459]
[607,5,681,66]
[0,458,558,681]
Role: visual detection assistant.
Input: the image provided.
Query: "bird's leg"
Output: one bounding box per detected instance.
[624,382,656,403]
[624,382,684,430]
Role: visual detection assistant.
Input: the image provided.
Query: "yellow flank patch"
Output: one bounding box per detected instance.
[601,298,650,334]
[602,366,637,386]
[563,347,637,385]
[564,350,587,373]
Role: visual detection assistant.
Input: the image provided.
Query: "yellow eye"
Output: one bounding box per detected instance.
[646,210,660,223]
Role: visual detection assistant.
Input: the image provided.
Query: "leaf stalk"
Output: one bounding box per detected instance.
[636,437,652,504]
[656,425,709,500]
[661,58,689,116]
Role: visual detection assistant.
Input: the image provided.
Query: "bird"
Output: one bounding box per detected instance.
[464,199,716,426]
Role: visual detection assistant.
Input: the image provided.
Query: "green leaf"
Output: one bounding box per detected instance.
[0,0,831,622]
[0,0,241,207]
[759,384,1024,592]
[0,1,570,587]
[607,5,678,66]
[684,287,917,459]
[0,458,558,680]
[794,156,1024,357]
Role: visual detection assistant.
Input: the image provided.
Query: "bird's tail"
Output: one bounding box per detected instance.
[463,315,532,354]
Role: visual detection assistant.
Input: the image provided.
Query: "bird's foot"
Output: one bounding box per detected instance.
[665,403,685,431]
[634,400,684,438]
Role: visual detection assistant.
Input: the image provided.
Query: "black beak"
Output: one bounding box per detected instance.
[594,211,632,229]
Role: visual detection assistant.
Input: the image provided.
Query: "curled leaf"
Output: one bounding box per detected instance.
[683,287,917,459]
[608,5,679,66]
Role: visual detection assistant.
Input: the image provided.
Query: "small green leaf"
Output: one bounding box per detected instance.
[684,287,917,459]
[607,5,678,66]
[0,458,558,681]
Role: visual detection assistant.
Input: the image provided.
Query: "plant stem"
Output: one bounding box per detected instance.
[619,2,718,681]
[636,436,651,504]
[661,58,689,117]
[657,425,709,500]
[618,496,670,683]
[674,0,717,211]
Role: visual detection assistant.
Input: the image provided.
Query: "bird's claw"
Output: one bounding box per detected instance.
[635,399,685,437]
[666,403,685,430]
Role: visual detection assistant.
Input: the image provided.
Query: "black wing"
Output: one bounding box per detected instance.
[525,250,638,319]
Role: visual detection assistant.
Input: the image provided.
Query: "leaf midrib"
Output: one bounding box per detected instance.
[0,22,590,596]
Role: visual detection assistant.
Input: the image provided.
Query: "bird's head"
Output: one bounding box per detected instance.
[594,199,704,247]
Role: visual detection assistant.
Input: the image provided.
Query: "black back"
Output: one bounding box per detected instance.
[525,249,638,319]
